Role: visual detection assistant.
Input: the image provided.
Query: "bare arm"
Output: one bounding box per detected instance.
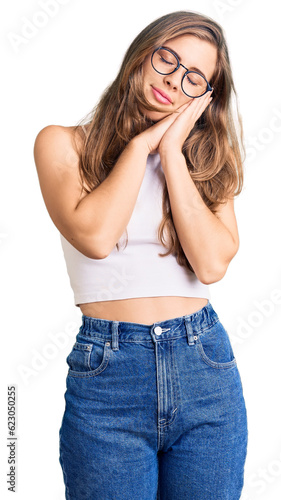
[158,94,240,284]
[74,140,150,257]
[34,125,149,259]
[160,150,239,284]
[33,110,193,259]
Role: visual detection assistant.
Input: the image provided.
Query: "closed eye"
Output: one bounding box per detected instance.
[186,75,199,86]
[160,56,174,65]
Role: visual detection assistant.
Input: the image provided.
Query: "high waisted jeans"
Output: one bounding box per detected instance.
[59,300,248,499]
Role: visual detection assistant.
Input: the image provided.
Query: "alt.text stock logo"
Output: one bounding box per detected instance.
[7,0,71,54]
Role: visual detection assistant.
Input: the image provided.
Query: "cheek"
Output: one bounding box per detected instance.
[142,57,154,79]
[143,67,158,83]
[178,95,193,107]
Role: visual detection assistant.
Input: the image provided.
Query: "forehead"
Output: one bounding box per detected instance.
[162,34,217,80]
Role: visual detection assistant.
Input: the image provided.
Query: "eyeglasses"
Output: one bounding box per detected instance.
[151,46,213,98]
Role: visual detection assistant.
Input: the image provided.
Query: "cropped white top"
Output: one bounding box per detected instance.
[60,153,210,306]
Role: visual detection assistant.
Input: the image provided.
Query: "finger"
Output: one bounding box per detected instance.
[192,94,212,117]
[150,109,183,136]
[180,93,212,122]
[193,95,213,121]
[176,101,193,113]
[177,93,210,116]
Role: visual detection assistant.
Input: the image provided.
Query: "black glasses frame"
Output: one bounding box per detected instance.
[151,46,213,98]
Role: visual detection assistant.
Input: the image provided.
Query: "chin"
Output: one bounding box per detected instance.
[139,99,174,122]
[145,109,172,122]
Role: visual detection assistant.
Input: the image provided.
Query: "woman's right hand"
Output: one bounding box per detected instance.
[133,103,190,154]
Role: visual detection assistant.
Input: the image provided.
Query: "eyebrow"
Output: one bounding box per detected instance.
[162,45,208,80]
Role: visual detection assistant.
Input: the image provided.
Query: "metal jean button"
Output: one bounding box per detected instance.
[154,326,162,336]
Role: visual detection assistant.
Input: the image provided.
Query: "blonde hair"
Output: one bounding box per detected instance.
[72,10,245,273]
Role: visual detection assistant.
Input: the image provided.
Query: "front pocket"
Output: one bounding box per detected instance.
[196,320,237,369]
[66,339,112,378]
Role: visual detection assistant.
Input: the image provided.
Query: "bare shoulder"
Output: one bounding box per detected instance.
[33,124,85,173]
[33,124,90,234]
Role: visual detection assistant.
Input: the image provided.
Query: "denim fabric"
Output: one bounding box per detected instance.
[59,300,248,499]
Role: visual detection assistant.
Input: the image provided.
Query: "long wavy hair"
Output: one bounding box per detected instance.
[71,10,245,273]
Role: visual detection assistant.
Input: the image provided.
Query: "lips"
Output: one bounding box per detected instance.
[151,86,172,104]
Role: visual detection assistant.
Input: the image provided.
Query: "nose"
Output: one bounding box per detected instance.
[163,68,184,92]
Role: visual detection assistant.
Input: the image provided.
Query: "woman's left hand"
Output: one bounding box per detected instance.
[158,91,213,156]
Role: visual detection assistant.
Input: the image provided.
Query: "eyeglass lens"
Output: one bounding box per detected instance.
[152,48,208,98]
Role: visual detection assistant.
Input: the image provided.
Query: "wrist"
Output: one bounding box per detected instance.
[159,142,184,161]
[130,135,151,157]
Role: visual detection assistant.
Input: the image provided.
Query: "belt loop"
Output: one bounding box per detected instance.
[111,321,119,351]
[185,318,195,346]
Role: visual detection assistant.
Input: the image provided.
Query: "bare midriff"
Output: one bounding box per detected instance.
[79,296,208,325]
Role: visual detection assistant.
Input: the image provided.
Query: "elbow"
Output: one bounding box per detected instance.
[90,236,114,260]
[59,218,112,259]
[84,238,110,260]
[87,233,117,260]
[86,247,109,260]
[197,260,230,285]
[80,229,120,259]
[199,267,227,285]
[70,232,110,260]
[196,241,240,285]
[77,217,121,258]
[91,230,123,259]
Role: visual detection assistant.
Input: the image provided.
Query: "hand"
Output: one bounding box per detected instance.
[133,104,191,154]
[158,91,213,156]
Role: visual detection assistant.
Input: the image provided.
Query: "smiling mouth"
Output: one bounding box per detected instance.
[151,87,173,105]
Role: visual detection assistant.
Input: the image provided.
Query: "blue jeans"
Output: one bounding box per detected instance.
[59,300,248,499]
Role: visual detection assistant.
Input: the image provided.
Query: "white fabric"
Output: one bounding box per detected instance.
[60,153,210,306]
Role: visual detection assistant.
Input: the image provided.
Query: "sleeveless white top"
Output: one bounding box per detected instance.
[60,153,210,306]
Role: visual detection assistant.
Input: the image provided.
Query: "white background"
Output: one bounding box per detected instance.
[1,0,281,499]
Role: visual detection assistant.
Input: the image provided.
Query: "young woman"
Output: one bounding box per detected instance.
[34,10,248,500]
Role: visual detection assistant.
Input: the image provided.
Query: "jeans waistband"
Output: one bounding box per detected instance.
[79,300,219,345]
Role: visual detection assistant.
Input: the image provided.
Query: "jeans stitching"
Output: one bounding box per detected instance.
[196,340,237,369]
[67,342,112,378]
